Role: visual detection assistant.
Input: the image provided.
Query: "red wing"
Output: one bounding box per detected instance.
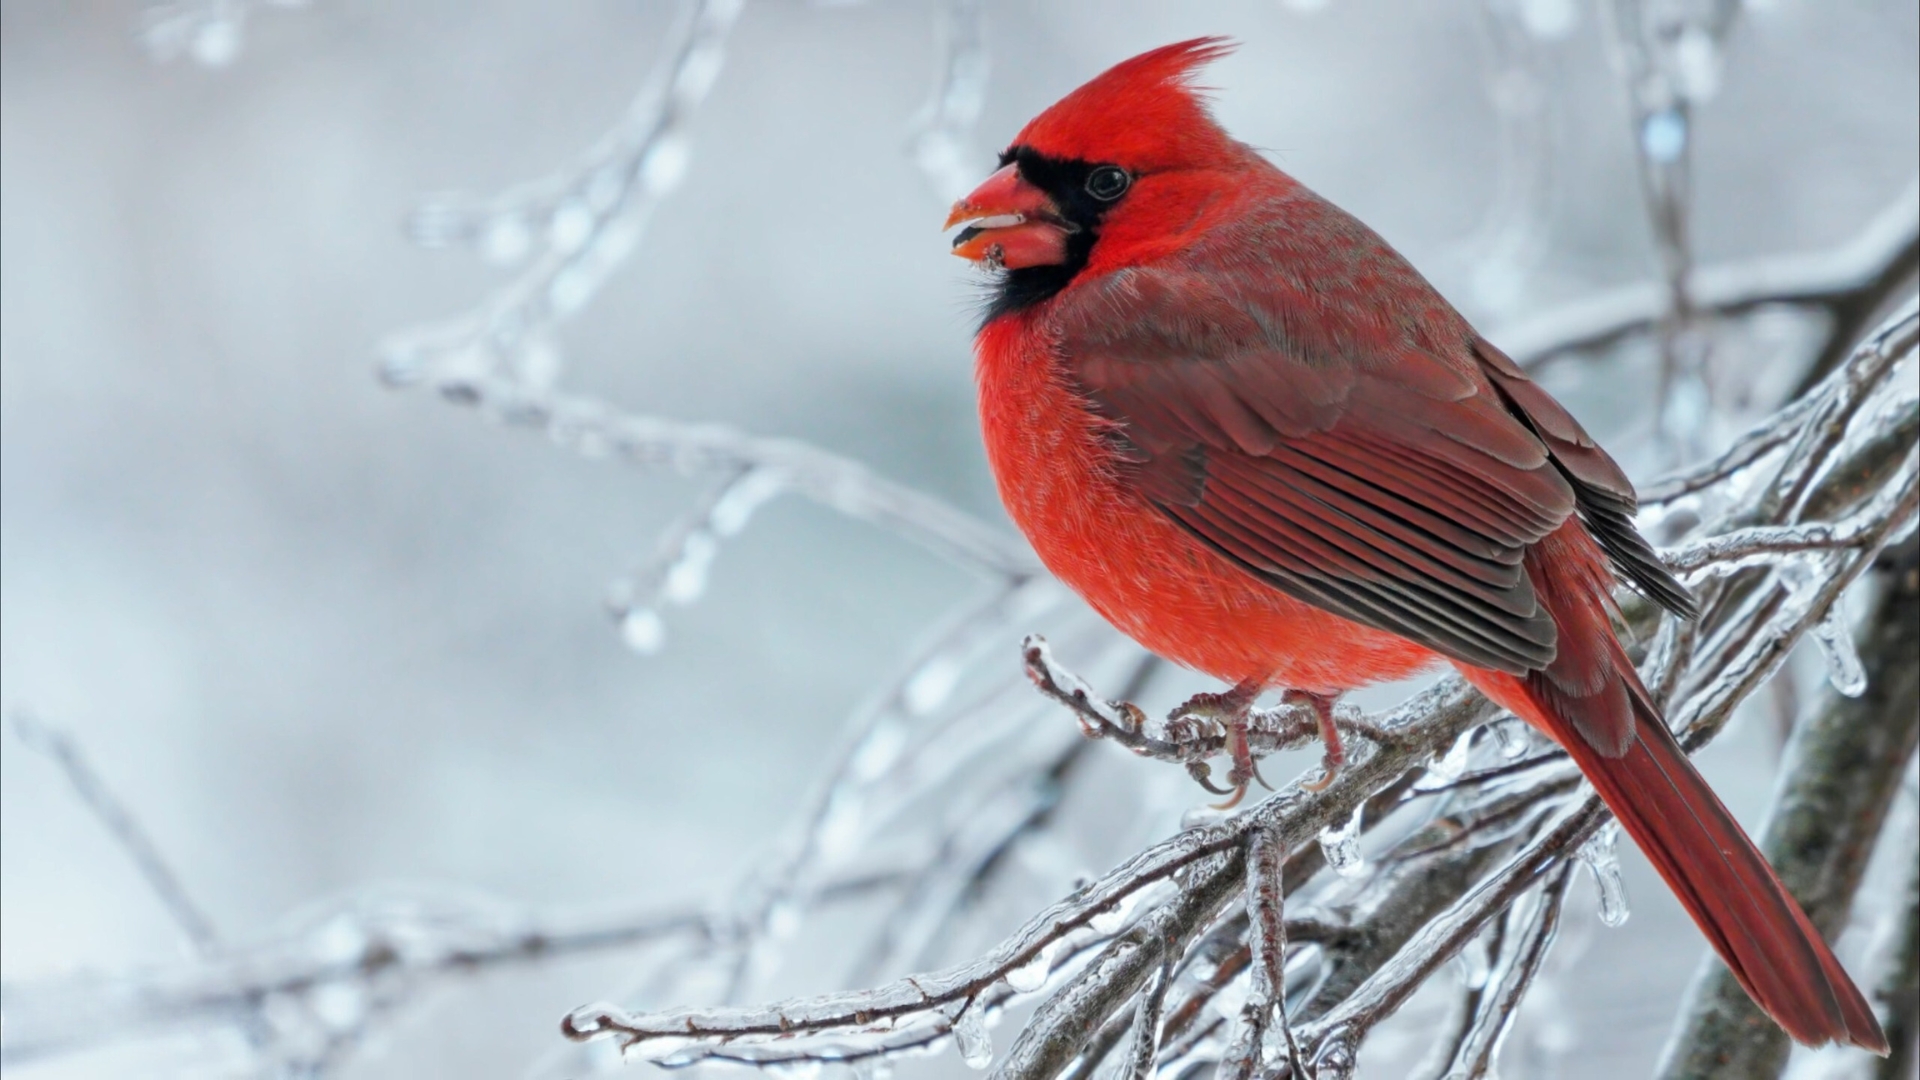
[1053,238,1588,677]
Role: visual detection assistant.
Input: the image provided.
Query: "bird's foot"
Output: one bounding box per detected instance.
[1168,681,1267,809]
[1287,690,1347,793]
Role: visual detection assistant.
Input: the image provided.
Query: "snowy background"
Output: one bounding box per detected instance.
[2,1,1916,1077]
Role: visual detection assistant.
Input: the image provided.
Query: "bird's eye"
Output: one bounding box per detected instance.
[1085,166,1130,201]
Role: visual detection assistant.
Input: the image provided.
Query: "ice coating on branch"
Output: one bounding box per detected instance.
[1577,826,1630,927]
[947,1001,993,1069]
[852,1057,895,1080]
[1002,940,1057,993]
[1318,803,1367,879]
[1810,603,1868,698]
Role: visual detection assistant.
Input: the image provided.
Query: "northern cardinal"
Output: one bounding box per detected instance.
[945,38,1886,1053]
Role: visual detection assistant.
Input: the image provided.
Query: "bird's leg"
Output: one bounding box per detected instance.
[1169,679,1267,809]
[1287,690,1345,793]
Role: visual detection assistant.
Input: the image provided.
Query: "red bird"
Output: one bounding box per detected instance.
[946,39,1885,1053]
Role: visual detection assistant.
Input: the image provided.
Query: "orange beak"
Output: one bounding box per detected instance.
[944,163,1073,269]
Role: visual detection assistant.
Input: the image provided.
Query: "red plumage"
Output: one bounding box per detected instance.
[952,38,1886,1053]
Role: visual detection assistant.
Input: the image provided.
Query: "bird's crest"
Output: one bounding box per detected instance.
[1013,37,1239,171]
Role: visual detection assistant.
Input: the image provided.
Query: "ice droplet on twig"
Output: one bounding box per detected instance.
[620,608,667,654]
[1810,604,1868,698]
[1310,1030,1357,1080]
[1003,941,1057,993]
[1318,803,1367,879]
[948,1001,993,1069]
[1088,893,1133,935]
[1456,927,1493,990]
[1577,825,1630,927]
[1422,729,1475,786]
[1640,108,1687,164]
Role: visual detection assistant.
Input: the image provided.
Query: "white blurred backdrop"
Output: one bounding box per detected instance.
[3,2,1915,1077]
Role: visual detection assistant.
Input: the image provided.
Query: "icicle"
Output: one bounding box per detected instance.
[1318,803,1368,879]
[1577,826,1630,927]
[1456,927,1493,990]
[1809,604,1868,698]
[902,655,963,716]
[948,1001,993,1069]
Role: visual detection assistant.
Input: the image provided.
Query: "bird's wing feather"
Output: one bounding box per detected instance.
[1052,196,1671,687]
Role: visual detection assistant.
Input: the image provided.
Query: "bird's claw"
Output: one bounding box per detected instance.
[1170,682,1267,809]
[1285,689,1348,793]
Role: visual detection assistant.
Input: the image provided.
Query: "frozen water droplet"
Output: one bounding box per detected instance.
[849,723,906,781]
[710,469,786,536]
[1493,720,1530,760]
[1456,928,1493,990]
[851,1057,894,1080]
[662,532,719,605]
[584,166,626,213]
[548,265,596,314]
[949,1002,993,1069]
[621,608,666,654]
[640,136,692,195]
[671,44,727,105]
[903,656,963,715]
[481,213,533,265]
[1003,942,1056,993]
[549,198,595,254]
[191,18,241,67]
[1519,0,1578,39]
[1310,1030,1356,1079]
[766,899,802,938]
[622,1035,695,1062]
[1318,803,1367,878]
[769,1060,822,1080]
[1578,825,1630,927]
[310,982,367,1030]
[1810,604,1867,698]
[376,344,424,388]
[513,338,562,390]
[1640,109,1688,165]
[1088,893,1134,934]
[1673,27,1723,101]
[1426,729,1474,784]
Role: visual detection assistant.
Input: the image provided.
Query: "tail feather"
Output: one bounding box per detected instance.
[1460,528,1887,1053]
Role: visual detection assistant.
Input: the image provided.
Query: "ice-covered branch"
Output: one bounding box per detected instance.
[0,889,717,1066]
[1658,540,1920,1079]
[8,713,220,956]
[1502,180,1917,370]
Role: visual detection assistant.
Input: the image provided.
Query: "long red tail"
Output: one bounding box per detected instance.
[1461,528,1887,1052]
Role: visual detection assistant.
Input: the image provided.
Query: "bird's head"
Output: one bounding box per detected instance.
[944,37,1244,310]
